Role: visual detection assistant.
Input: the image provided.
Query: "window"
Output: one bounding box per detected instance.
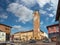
[5,28,9,30]
[2,33,4,36]
[56,26,59,32]
[51,27,54,29]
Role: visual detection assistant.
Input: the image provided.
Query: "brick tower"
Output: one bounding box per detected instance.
[33,11,40,40]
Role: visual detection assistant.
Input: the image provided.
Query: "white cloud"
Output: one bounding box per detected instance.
[48,14,54,17]
[47,7,53,11]
[15,0,58,9]
[15,0,51,8]
[0,14,8,19]
[47,0,58,12]
[16,0,36,8]
[12,25,30,31]
[50,0,58,9]
[39,9,47,14]
[46,0,58,18]
[15,0,58,15]
[37,0,50,7]
[52,10,56,15]
[13,25,21,28]
[7,3,33,24]
[6,0,59,24]
[47,0,58,11]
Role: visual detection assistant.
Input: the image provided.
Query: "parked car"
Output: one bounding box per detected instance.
[29,39,36,43]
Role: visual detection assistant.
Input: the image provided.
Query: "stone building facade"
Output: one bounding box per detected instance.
[0,24,12,41]
[13,30,45,41]
[47,24,59,42]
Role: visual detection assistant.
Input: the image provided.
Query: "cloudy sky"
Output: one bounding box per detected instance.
[0,0,59,34]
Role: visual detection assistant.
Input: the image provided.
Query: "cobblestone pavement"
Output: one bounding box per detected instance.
[1,41,56,45]
[21,42,56,45]
[6,42,56,45]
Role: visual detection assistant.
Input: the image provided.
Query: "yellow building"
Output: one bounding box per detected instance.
[14,30,33,41]
[13,30,45,41]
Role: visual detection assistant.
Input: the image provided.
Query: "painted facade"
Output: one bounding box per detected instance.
[14,30,33,41]
[13,30,45,41]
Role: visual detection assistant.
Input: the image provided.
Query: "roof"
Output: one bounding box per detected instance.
[0,23,12,28]
[14,29,44,34]
[0,30,6,33]
[55,0,60,21]
[40,30,44,33]
[46,24,59,29]
[0,30,3,32]
[14,30,33,34]
[20,30,33,33]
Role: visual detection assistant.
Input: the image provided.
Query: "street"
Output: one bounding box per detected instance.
[22,42,56,45]
[5,41,56,45]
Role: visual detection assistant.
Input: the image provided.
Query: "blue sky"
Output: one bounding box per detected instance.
[0,0,59,34]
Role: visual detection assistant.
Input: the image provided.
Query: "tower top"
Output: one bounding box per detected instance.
[33,10,39,16]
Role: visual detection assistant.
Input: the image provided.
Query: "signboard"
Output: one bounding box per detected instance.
[0,32,6,42]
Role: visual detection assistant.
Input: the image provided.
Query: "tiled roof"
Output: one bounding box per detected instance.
[14,30,33,34]
[46,24,59,29]
[0,23,12,28]
[14,29,44,34]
